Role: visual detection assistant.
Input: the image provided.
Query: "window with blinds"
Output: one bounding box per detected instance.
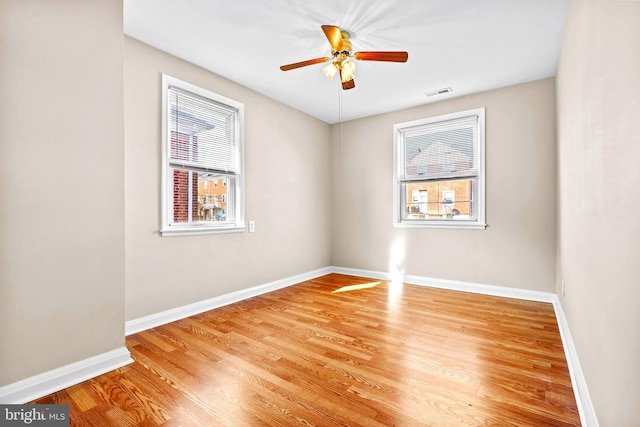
[161,74,245,236]
[393,108,486,229]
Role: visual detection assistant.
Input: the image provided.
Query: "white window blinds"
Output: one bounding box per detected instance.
[402,116,477,180]
[168,86,239,174]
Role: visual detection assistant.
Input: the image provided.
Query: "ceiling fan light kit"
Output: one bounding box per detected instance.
[322,62,338,79]
[280,25,408,90]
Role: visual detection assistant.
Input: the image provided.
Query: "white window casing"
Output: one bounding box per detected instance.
[393,108,486,229]
[161,74,245,236]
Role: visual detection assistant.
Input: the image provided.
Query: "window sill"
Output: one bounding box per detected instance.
[161,225,246,237]
[393,221,487,230]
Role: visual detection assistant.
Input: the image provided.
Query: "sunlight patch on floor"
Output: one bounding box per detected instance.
[332,281,381,293]
[388,280,403,299]
[387,279,404,310]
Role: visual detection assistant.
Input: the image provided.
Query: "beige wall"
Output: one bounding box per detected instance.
[7,8,636,425]
[556,1,640,425]
[124,37,332,320]
[0,0,125,385]
[331,78,557,292]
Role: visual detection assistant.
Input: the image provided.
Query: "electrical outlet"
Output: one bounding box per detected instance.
[249,221,255,233]
[561,280,566,296]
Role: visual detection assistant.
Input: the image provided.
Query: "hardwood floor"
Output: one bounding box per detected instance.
[32,274,580,426]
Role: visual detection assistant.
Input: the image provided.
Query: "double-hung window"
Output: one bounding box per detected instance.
[161,74,244,236]
[393,108,486,229]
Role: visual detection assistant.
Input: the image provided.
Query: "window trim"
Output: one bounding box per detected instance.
[160,74,245,237]
[393,108,486,230]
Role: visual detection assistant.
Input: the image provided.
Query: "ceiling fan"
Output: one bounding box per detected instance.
[279,25,409,90]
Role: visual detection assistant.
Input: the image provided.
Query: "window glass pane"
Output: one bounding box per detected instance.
[169,86,237,173]
[170,168,232,225]
[403,179,474,220]
[404,120,476,179]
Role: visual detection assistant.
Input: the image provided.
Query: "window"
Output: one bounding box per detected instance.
[393,108,485,229]
[161,74,244,236]
[442,190,455,205]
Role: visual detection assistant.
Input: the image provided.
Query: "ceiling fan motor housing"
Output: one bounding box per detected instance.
[332,31,352,56]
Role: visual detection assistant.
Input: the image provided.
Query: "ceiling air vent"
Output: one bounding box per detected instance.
[424,87,452,97]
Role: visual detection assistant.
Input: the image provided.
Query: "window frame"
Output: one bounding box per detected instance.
[160,74,245,236]
[393,108,486,230]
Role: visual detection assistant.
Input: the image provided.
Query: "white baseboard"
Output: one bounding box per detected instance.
[551,297,599,427]
[331,266,598,427]
[331,266,557,302]
[0,347,133,404]
[125,267,333,336]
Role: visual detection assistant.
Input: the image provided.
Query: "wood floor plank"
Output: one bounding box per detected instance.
[31,274,580,425]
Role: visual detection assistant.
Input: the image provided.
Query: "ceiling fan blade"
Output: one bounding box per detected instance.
[354,51,409,62]
[321,25,343,51]
[280,57,331,71]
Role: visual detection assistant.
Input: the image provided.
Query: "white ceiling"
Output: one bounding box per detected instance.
[124,0,567,124]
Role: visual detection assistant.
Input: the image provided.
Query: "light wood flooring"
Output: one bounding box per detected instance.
[33,273,580,426]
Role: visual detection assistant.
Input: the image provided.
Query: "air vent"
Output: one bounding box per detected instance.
[424,87,452,97]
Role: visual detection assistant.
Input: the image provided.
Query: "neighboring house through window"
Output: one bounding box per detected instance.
[393,108,486,229]
[161,74,245,236]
